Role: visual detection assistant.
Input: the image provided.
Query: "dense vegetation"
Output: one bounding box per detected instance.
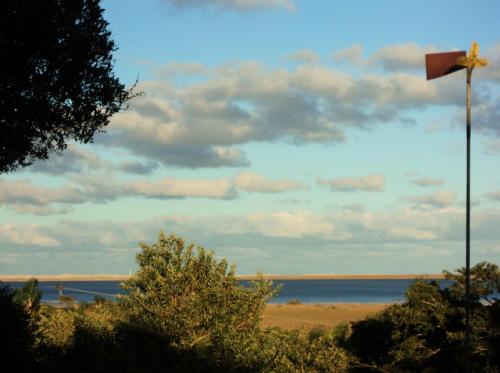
[347,262,500,372]
[1,232,499,372]
[0,0,137,173]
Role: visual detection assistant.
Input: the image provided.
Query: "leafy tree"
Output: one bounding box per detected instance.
[119,232,276,352]
[443,261,500,304]
[117,232,350,372]
[37,308,76,352]
[0,0,138,173]
[348,261,500,372]
[13,277,42,316]
[236,328,349,373]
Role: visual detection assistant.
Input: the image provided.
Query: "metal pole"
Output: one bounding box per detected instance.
[465,67,472,373]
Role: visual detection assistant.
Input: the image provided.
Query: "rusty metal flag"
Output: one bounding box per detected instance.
[425,51,467,80]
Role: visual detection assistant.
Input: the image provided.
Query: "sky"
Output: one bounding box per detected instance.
[1,0,500,275]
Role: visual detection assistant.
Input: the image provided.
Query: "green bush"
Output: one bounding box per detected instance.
[37,308,76,351]
[347,261,500,372]
[308,326,327,341]
[119,232,277,349]
[247,328,350,372]
[13,277,42,316]
[94,294,106,304]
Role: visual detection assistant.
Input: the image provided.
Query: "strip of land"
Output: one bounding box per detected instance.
[0,274,130,282]
[0,273,444,282]
[238,273,444,280]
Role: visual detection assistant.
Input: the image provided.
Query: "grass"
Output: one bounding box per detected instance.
[261,303,389,334]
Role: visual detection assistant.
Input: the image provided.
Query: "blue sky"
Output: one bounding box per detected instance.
[1,0,500,275]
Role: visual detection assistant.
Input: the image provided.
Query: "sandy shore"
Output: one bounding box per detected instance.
[0,273,443,282]
[261,303,390,333]
[239,273,444,280]
[0,274,130,282]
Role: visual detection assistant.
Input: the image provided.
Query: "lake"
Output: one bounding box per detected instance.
[6,278,445,304]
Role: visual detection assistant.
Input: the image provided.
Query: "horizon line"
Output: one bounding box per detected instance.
[0,273,445,282]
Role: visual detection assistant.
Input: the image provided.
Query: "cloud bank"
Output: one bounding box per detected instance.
[317,174,385,192]
[0,172,307,215]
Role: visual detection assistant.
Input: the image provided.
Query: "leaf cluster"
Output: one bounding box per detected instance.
[0,0,138,173]
[119,232,277,351]
[347,261,500,372]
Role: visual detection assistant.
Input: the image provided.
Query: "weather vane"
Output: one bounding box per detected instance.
[425,42,487,373]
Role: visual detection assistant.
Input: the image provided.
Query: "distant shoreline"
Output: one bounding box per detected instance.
[0,273,445,282]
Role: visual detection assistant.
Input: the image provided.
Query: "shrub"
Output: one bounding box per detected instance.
[0,283,35,371]
[118,232,278,368]
[247,328,350,372]
[94,294,106,304]
[37,308,76,351]
[308,326,327,341]
[347,262,500,372]
[13,277,42,316]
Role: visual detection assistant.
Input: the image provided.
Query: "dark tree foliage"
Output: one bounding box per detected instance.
[0,284,35,372]
[0,0,137,173]
[13,277,42,316]
[348,261,500,372]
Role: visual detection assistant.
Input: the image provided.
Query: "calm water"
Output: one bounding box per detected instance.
[5,279,444,304]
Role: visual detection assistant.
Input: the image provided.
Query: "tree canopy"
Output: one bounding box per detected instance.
[119,232,277,350]
[348,261,500,372]
[13,278,42,317]
[0,0,136,173]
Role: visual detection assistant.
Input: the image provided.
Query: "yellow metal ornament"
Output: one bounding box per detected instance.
[457,41,488,69]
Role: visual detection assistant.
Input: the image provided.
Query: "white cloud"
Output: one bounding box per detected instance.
[370,42,438,71]
[234,172,307,193]
[476,42,500,82]
[288,49,320,64]
[404,190,457,208]
[119,160,159,175]
[0,172,307,215]
[0,224,61,247]
[317,174,385,192]
[0,179,86,206]
[28,144,106,175]
[3,206,500,273]
[126,177,237,199]
[485,190,500,202]
[105,59,469,168]
[484,139,500,154]
[2,205,499,252]
[411,177,445,187]
[473,99,500,137]
[247,210,340,238]
[27,144,160,176]
[332,44,363,65]
[9,204,73,216]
